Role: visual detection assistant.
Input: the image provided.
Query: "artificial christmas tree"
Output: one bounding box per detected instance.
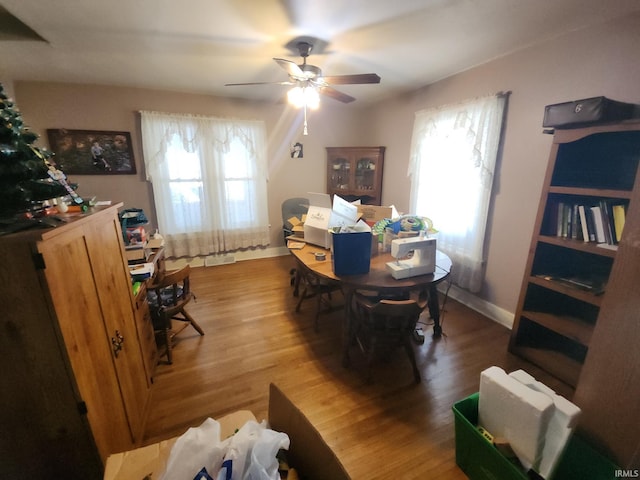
[0,83,82,222]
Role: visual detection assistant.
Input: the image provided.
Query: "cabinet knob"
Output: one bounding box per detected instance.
[111,330,124,357]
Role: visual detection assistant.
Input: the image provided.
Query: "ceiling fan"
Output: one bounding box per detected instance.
[225,39,381,105]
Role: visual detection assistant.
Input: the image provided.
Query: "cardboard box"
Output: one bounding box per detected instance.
[304,193,359,248]
[104,410,254,480]
[453,393,618,480]
[357,204,399,226]
[268,384,349,480]
[124,244,150,263]
[104,383,350,480]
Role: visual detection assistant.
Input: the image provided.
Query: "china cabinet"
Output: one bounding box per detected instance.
[326,146,385,205]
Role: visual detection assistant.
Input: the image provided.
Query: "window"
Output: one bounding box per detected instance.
[408,94,507,292]
[165,137,203,233]
[141,111,270,258]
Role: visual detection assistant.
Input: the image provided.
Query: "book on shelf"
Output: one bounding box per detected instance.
[612,203,626,243]
[599,200,615,245]
[578,205,590,243]
[556,201,565,237]
[585,205,597,242]
[535,273,606,295]
[552,199,626,247]
[589,205,607,244]
[572,204,580,239]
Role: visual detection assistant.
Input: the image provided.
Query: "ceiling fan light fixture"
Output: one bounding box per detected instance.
[287,85,320,110]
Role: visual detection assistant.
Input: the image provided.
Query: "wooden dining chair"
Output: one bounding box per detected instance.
[147,264,204,364]
[295,268,342,332]
[351,291,428,383]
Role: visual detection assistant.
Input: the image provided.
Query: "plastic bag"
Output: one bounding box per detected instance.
[240,423,290,480]
[219,420,290,480]
[159,418,225,480]
[158,418,290,480]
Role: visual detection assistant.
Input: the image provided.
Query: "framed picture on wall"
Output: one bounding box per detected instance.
[46,129,136,175]
[291,142,303,158]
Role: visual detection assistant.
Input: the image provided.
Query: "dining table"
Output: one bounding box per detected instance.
[290,243,452,366]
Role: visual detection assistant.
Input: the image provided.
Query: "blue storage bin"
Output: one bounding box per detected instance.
[331,231,372,275]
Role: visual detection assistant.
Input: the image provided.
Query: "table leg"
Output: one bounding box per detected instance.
[427,285,442,338]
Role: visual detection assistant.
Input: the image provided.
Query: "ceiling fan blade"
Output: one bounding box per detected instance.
[225,81,294,86]
[319,86,356,104]
[321,73,381,85]
[273,58,305,79]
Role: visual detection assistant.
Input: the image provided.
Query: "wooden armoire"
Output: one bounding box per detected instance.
[0,204,151,479]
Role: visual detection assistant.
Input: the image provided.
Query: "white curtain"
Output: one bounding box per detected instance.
[140,111,270,258]
[408,94,507,292]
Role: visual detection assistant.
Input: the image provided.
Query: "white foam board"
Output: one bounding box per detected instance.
[479,366,554,472]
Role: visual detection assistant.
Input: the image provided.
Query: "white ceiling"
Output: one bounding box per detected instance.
[1,0,640,106]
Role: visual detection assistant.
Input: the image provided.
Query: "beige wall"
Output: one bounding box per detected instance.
[367,12,640,314]
[9,12,640,322]
[13,82,367,250]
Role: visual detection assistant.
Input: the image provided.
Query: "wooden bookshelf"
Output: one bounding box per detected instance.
[509,122,640,389]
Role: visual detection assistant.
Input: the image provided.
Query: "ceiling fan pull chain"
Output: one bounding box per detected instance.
[303,103,309,135]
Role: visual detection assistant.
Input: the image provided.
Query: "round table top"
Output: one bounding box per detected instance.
[291,244,452,292]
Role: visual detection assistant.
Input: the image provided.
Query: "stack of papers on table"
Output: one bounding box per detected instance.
[128,262,154,282]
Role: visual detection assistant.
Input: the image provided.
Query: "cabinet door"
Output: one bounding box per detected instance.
[39,227,132,461]
[0,239,102,479]
[353,149,383,198]
[326,147,385,205]
[327,152,352,193]
[83,211,149,443]
[134,282,158,385]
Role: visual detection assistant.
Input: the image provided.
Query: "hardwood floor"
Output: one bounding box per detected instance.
[142,255,573,479]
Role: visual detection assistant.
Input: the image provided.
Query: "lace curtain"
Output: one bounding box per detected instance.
[408,94,507,292]
[140,111,270,258]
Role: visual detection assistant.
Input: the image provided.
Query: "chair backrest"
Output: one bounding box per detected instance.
[356,296,426,334]
[281,197,309,228]
[148,264,193,313]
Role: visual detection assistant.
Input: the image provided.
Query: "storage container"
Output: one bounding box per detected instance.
[452,392,619,480]
[331,231,372,275]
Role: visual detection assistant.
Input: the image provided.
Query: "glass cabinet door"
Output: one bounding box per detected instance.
[328,157,351,192]
[326,147,385,205]
[354,155,378,191]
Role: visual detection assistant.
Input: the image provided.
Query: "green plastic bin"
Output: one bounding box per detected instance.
[452,392,619,480]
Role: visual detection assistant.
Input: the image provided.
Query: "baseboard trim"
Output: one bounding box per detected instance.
[165,246,289,269]
[442,284,514,329]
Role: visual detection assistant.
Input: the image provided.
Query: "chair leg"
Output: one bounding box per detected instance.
[164,327,173,364]
[295,285,308,312]
[314,291,323,332]
[182,310,205,336]
[403,339,421,383]
[366,337,377,384]
[291,268,301,297]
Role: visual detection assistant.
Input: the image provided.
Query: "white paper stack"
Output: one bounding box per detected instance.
[129,262,154,281]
